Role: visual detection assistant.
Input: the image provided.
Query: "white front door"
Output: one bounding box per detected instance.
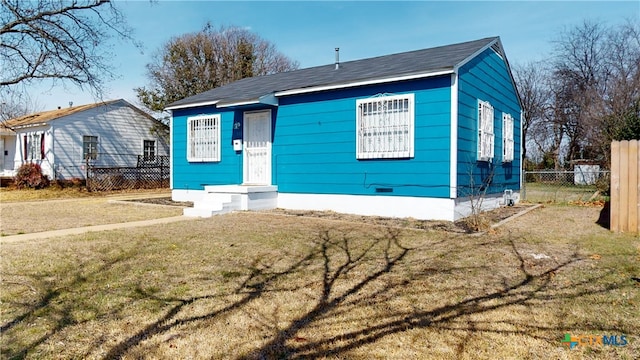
[243,110,272,185]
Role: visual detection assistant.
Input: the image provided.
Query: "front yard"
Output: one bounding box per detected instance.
[0,190,182,236]
[0,195,638,359]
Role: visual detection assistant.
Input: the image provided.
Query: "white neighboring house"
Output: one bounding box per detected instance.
[0,99,169,180]
[0,126,17,177]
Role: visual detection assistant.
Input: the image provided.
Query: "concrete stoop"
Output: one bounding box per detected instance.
[183,185,278,218]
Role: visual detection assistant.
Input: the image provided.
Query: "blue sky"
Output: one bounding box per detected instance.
[27,0,640,111]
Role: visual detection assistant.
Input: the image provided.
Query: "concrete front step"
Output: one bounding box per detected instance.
[183,185,278,218]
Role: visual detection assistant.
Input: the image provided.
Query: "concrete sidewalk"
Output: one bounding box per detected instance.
[0,215,196,244]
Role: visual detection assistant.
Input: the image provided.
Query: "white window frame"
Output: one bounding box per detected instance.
[187,114,221,162]
[356,93,415,159]
[502,113,514,163]
[477,99,494,161]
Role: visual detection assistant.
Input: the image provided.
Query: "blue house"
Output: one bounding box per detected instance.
[166,37,522,221]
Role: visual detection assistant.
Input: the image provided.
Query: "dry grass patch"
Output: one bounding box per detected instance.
[0,187,170,203]
[0,196,182,236]
[1,207,638,359]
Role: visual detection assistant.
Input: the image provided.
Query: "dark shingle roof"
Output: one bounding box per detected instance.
[167,37,500,109]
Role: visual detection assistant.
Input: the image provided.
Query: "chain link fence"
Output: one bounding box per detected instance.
[86,154,169,192]
[522,169,610,203]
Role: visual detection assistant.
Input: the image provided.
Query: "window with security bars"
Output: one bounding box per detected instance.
[83,135,98,160]
[356,93,414,159]
[187,115,221,162]
[502,113,514,162]
[477,100,494,161]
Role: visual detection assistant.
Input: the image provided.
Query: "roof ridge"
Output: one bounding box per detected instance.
[167,36,500,110]
[3,99,124,128]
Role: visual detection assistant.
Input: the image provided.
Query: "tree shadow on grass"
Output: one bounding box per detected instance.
[236,231,634,359]
[2,223,635,359]
[103,226,634,359]
[102,244,324,359]
[0,243,142,359]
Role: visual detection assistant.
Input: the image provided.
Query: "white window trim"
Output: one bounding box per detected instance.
[502,113,514,163]
[187,114,221,162]
[356,93,415,159]
[477,99,494,161]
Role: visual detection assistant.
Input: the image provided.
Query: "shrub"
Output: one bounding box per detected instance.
[14,163,50,189]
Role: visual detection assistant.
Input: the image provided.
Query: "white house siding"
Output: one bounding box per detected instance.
[12,126,55,178]
[1,130,17,176]
[10,100,168,180]
[52,101,169,179]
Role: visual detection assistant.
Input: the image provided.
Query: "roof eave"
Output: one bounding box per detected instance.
[274,69,455,97]
[11,122,48,130]
[217,93,279,108]
[165,100,221,111]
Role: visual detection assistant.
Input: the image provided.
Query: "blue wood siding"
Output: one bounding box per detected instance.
[172,106,242,190]
[457,48,521,196]
[274,76,452,198]
[171,49,522,200]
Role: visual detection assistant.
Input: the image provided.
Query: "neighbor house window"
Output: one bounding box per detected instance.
[187,114,220,162]
[83,135,98,160]
[478,99,494,161]
[502,113,514,162]
[23,133,45,160]
[143,140,156,160]
[356,93,414,159]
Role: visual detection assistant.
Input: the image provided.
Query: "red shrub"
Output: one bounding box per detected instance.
[14,163,50,189]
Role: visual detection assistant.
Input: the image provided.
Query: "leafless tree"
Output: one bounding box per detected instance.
[599,21,640,148]
[135,24,299,114]
[512,61,550,168]
[550,19,640,164]
[0,88,43,123]
[0,0,138,98]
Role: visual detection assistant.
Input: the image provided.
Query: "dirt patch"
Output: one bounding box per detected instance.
[266,203,533,233]
[122,197,193,207]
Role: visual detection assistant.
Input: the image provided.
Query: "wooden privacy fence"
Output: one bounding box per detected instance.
[610,140,639,233]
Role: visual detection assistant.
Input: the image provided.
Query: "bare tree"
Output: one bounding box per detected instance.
[0,88,43,123]
[512,61,549,168]
[550,19,640,164]
[600,21,640,145]
[0,0,138,98]
[135,24,299,114]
